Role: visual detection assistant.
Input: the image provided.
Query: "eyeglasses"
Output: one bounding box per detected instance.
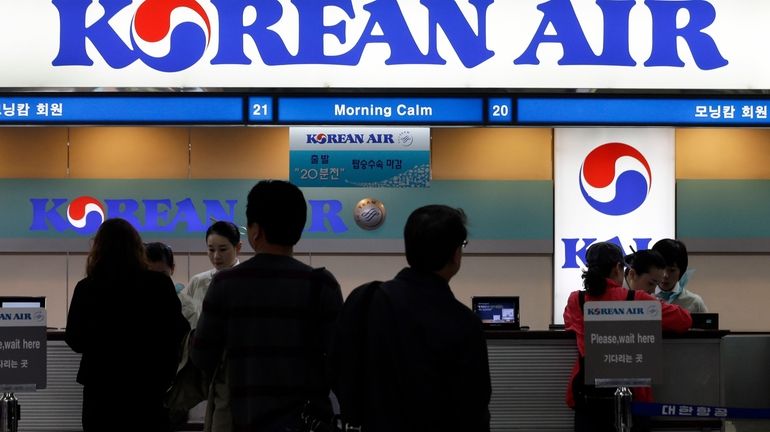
[462,240,468,249]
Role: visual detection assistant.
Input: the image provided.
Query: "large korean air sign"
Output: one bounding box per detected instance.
[1,0,767,89]
[553,128,675,324]
[0,179,549,253]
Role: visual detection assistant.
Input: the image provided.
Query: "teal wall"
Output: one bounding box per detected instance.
[3,179,554,241]
[12,178,770,248]
[677,180,770,239]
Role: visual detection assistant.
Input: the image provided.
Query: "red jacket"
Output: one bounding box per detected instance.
[563,278,692,408]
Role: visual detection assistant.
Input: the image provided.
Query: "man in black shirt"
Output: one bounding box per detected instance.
[331,205,491,432]
[192,180,342,431]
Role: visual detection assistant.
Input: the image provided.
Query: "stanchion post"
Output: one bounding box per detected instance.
[0,393,19,432]
[614,386,633,432]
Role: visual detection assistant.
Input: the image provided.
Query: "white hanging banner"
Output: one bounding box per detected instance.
[553,128,675,323]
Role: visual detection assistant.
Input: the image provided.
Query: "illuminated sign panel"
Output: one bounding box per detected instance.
[277,98,483,124]
[519,98,770,125]
[0,96,242,123]
[1,1,764,89]
[553,128,675,323]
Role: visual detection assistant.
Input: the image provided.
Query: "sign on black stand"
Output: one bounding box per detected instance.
[0,308,46,391]
[584,301,662,432]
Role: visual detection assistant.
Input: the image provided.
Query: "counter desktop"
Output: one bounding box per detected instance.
[22,307,770,431]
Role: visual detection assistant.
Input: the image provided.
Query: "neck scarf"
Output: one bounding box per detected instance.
[656,281,683,302]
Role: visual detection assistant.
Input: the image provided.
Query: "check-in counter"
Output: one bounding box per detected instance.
[486,330,725,431]
[10,330,762,431]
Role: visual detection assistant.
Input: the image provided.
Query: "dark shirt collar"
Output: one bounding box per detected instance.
[394,267,453,293]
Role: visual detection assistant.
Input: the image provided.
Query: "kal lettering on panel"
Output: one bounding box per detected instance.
[289,127,430,188]
[0,0,758,89]
[553,128,675,323]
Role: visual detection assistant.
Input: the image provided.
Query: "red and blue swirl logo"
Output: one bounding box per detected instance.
[579,143,652,216]
[67,196,106,233]
[131,0,211,72]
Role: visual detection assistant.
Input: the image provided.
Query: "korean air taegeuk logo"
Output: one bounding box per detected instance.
[579,143,652,216]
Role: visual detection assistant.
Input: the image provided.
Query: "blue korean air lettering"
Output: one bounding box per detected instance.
[29,196,238,234]
[562,236,651,269]
[53,0,212,72]
[515,0,727,70]
[51,0,727,72]
[587,307,622,315]
[306,200,348,233]
[586,307,644,315]
[306,133,395,144]
[29,196,348,234]
[0,313,33,320]
[52,0,494,70]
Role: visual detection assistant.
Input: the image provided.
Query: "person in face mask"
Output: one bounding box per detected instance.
[651,239,708,313]
[146,242,198,329]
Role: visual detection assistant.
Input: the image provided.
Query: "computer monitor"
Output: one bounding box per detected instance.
[0,296,45,309]
[472,296,520,330]
[690,313,719,330]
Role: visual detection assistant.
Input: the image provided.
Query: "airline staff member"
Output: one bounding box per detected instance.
[652,239,708,313]
[623,249,666,295]
[185,221,242,325]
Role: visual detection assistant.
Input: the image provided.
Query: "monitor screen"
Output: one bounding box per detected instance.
[690,313,719,330]
[472,296,520,329]
[0,296,45,309]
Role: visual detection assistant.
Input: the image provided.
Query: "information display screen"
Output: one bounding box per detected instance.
[276,97,484,124]
[518,98,770,125]
[0,94,768,126]
[0,96,244,124]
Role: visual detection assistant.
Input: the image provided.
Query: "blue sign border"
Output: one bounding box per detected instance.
[1,93,770,126]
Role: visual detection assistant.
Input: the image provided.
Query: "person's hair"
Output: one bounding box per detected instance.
[652,238,688,277]
[206,221,241,246]
[145,242,174,269]
[246,180,307,246]
[625,249,665,277]
[86,218,147,280]
[404,205,467,272]
[582,242,624,296]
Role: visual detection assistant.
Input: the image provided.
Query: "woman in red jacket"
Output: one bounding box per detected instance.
[564,242,692,432]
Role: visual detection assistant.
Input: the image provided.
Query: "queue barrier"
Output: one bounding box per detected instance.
[633,402,770,420]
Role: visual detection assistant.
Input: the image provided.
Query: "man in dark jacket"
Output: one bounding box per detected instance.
[330,205,491,432]
[192,180,343,431]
